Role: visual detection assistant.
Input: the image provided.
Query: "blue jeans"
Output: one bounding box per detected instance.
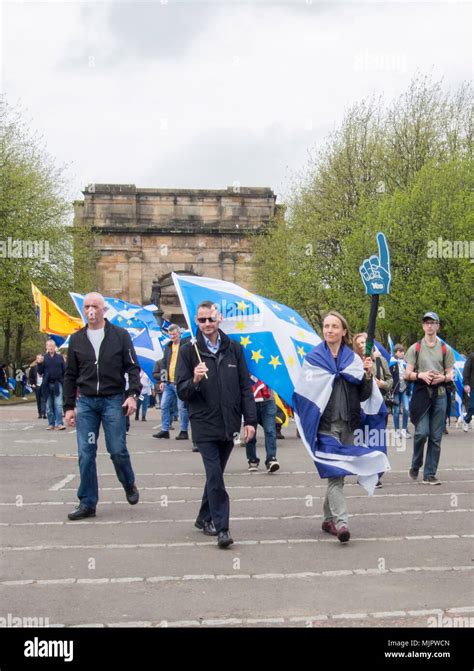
[412,392,447,478]
[76,394,135,509]
[464,393,474,423]
[245,399,277,464]
[45,382,64,427]
[160,383,189,431]
[393,390,410,431]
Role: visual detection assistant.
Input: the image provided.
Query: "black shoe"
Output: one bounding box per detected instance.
[276,433,285,439]
[409,468,419,481]
[125,484,139,505]
[422,476,442,485]
[175,431,189,440]
[375,479,383,488]
[192,444,199,453]
[195,519,218,536]
[153,430,170,439]
[266,458,280,473]
[217,531,234,548]
[68,505,96,521]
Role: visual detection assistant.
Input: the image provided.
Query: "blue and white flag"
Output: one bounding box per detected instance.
[293,342,390,495]
[131,328,164,383]
[0,387,9,400]
[172,272,321,406]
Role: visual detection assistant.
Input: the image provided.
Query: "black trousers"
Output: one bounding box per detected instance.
[196,440,234,533]
[35,386,46,416]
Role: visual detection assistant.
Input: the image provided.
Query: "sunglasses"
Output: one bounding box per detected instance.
[197,317,218,324]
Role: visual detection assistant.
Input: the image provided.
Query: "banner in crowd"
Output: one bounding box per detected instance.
[172,272,321,407]
[31,284,83,337]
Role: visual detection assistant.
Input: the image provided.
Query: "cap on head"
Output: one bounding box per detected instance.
[422,311,440,323]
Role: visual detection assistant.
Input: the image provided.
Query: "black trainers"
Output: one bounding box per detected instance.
[175,431,189,440]
[422,476,442,485]
[375,479,383,488]
[217,531,234,548]
[153,430,170,439]
[266,458,280,473]
[67,505,96,521]
[409,468,419,481]
[248,461,259,472]
[125,484,140,504]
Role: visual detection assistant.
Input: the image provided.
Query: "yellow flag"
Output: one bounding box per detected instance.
[31,283,84,336]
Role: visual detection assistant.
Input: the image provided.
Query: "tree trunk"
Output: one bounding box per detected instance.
[2,320,11,363]
[15,324,24,365]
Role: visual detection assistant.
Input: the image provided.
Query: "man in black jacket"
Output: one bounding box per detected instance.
[29,354,46,418]
[63,292,141,520]
[463,352,474,431]
[176,300,257,548]
[39,340,66,430]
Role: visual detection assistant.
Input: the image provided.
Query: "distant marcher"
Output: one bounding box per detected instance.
[405,312,455,485]
[462,352,474,432]
[29,354,46,418]
[246,376,280,473]
[153,325,190,440]
[135,370,151,421]
[39,340,66,430]
[389,344,411,439]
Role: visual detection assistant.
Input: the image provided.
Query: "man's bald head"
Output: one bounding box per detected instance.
[83,292,106,329]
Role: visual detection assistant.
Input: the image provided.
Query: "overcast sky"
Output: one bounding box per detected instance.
[2,1,471,203]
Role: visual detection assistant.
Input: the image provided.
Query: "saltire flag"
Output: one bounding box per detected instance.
[131,328,164,383]
[293,342,390,495]
[387,334,395,356]
[31,284,83,337]
[171,272,321,406]
[0,387,10,400]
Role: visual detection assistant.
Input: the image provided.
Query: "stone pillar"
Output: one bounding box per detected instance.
[128,256,143,305]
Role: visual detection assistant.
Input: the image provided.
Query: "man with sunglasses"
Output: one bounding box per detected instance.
[176,301,257,548]
[405,312,455,485]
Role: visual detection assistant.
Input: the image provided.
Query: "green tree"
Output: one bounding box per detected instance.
[0,98,96,365]
[253,77,473,352]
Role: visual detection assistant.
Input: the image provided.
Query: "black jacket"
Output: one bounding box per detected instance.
[38,353,65,384]
[153,337,190,384]
[463,353,474,388]
[320,374,373,433]
[176,329,257,442]
[63,319,141,411]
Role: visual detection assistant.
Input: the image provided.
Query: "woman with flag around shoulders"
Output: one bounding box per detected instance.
[293,311,390,543]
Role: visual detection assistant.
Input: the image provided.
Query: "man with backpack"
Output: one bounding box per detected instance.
[404,312,455,485]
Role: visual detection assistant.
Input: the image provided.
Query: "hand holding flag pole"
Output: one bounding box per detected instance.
[359,232,391,357]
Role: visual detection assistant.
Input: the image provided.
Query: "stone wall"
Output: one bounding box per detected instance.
[73,184,278,323]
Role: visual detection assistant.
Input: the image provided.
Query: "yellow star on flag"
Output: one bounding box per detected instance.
[297,330,306,339]
[117,316,123,322]
[286,355,295,367]
[127,319,133,325]
[234,321,246,332]
[297,346,306,358]
[269,355,282,370]
[236,301,249,311]
[240,336,251,348]
[251,350,264,363]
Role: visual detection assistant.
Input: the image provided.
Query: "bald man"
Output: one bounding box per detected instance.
[63,292,141,520]
[38,340,66,430]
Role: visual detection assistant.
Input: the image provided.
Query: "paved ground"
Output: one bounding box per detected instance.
[0,402,473,628]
